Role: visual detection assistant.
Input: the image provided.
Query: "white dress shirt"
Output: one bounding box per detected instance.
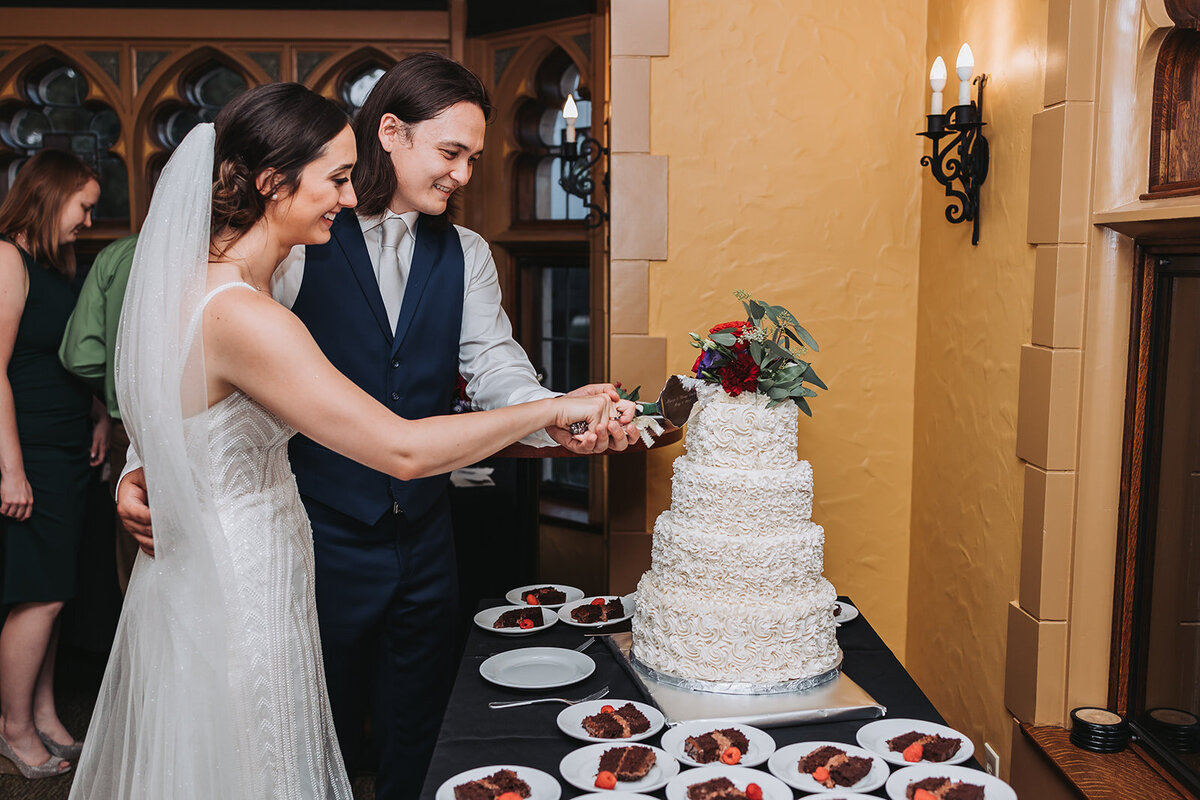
[273,211,558,446]
[122,212,558,486]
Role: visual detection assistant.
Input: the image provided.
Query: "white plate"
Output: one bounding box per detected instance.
[659,720,776,768]
[475,605,559,636]
[568,794,658,799]
[557,700,665,743]
[766,740,890,794]
[435,764,561,800]
[885,763,1016,800]
[664,764,791,800]
[834,601,859,625]
[480,647,595,690]
[559,595,637,628]
[856,718,974,766]
[507,583,585,608]
[559,743,679,793]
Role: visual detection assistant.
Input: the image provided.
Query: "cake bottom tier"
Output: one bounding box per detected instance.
[631,575,840,684]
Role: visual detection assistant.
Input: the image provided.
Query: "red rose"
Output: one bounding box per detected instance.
[719,351,759,396]
[709,320,752,351]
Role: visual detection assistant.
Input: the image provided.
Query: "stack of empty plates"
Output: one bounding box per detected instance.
[1069,707,1128,753]
[1143,708,1200,753]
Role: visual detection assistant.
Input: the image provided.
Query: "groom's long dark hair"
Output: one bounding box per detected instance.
[352,52,492,221]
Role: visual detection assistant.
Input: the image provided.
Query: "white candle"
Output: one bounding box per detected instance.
[956,43,974,107]
[929,56,947,115]
[563,95,578,144]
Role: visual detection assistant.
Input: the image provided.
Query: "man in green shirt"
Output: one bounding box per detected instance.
[59,233,137,592]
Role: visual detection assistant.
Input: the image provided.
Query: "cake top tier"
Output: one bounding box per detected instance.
[684,384,799,469]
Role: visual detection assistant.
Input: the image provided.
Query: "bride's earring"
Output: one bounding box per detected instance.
[271,193,278,200]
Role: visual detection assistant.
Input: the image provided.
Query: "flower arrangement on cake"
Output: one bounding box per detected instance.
[689,291,827,414]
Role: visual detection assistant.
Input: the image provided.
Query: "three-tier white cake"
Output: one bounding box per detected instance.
[631,383,840,685]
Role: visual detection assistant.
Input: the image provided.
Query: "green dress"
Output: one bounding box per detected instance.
[0,235,92,605]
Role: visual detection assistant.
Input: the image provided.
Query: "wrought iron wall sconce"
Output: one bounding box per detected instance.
[918,44,989,245]
[551,95,609,228]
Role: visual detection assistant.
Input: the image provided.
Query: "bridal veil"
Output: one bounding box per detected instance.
[69,123,244,798]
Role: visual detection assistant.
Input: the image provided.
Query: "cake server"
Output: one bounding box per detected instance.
[567,374,699,436]
[488,685,609,709]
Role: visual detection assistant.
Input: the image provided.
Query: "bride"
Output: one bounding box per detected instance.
[68,83,624,799]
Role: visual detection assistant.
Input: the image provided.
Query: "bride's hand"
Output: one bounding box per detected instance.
[552,393,616,452]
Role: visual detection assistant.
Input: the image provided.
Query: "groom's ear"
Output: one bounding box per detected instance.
[378,113,411,153]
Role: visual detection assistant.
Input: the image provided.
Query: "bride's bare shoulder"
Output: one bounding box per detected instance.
[202,285,309,350]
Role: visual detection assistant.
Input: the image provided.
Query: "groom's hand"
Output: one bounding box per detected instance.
[117,467,156,557]
[546,383,638,454]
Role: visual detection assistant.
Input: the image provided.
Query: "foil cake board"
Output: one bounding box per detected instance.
[601,633,885,729]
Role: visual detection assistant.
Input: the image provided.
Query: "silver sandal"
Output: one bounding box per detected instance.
[37,729,83,762]
[0,731,71,779]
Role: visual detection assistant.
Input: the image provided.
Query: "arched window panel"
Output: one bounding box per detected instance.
[340,63,387,116]
[0,57,126,221]
[305,48,396,115]
[150,61,248,151]
[510,47,592,223]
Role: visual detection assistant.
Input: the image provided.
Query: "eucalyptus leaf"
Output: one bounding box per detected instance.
[765,340,794,362]
[749,342,764,363]
[792,323,819,352]
[748,300,765,321]
[801,363,827,390]
[795,396,812,417]
[710,332,737,346]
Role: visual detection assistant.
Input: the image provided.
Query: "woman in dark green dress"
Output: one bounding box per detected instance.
[0,150,108,779]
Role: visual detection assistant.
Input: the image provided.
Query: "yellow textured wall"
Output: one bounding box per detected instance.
[647,0,928,658]
[906,0,1046,774]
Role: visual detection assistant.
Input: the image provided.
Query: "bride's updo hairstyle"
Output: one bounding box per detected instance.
[210,82,349,240]
[352,52,492,219]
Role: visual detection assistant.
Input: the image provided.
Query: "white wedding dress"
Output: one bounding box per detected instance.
[71,124,352,800]
[72,309,352,798]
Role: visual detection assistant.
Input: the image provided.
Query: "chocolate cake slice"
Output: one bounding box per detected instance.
[582,702,651,738]
[944,783,986,800]
[903,776,985,800]
[886,730,963,762]
[571,598,625,624]
[452,768,531,800]
[523,586,566,605]
[798,744,872,788]
[905,777,949,799]
[493,608,542,629]
[686,776,748,800]
[596,744,656,781]
[683,727,751,763]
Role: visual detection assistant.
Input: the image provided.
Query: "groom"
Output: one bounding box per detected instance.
[119,53,633,798]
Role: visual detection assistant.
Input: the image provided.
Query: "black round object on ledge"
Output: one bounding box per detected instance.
[1070,706,1129,753]
[1143,708,1200,753]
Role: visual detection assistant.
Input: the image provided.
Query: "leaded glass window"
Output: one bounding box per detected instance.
[0,59,127,221]
[153,62,247,150]
[512,48,591,223]
[340,63,386,117]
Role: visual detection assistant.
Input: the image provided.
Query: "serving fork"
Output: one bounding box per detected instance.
[488,685,610,709]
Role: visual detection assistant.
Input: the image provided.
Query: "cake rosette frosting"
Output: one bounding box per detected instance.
[631,294,839,686]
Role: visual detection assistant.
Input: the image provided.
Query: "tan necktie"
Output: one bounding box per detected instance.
[378,214,407,332]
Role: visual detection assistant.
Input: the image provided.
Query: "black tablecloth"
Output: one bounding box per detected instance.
[420,598,981,798]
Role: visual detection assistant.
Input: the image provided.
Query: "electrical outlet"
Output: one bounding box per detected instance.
[984,742,1000,776]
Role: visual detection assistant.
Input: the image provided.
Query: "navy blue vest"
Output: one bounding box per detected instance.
[288,209,465,524]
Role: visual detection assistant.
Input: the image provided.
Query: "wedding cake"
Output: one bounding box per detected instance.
[631,297,839,686]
